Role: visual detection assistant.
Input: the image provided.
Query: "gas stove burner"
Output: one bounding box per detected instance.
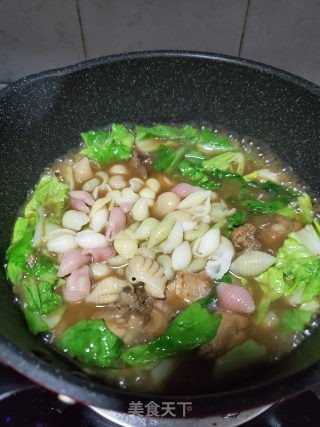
[91,404,273,427]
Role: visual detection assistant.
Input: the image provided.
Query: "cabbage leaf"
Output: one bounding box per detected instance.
[122,302,221,367]
[81,124,133,164]
[58,319,123,368]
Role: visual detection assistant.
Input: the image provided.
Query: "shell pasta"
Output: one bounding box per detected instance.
[6,123,320,394]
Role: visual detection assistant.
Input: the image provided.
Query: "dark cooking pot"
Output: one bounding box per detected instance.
[1,51,320,416]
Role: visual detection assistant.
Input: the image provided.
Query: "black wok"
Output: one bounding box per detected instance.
[1,51,320,416]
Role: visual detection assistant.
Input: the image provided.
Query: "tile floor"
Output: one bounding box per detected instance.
[0,0,319,85]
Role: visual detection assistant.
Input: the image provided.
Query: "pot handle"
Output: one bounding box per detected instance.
[0,364,34,399]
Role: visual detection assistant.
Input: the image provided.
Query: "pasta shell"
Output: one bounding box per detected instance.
[82,177,100,192]
[92,184,111,200]
[109,175,127,190]
[177,190,211,209]
[90,263,113,280]
[230,250,276,277]
[46,227,76,240]
[186,257,208,273]
[132,198,150,221]
[90,208,108,233]
[136,247,156,259]
[108,255,128,267]
[47,234,77,253]
[89,197,111,218]
[172,241,192,271]
[113,231,138,259]
[86,277,131,304]
[125,255,167,298]
[184,222,210,241]
[139,188,156,200]
[168,210,193,222]
[153,192,181,218]
[217,283,255,314]
[147,215,176,248]
[205,237,235,280]
[157,254,174,280]
[192,228,221,257]
[74,230,107,249]
[109,164,129,175]
[134,217,159,241]
[121,187,139,204]
[181,221,197,232]
[129,178,144,193]
[162,222,184,254]
[95,171,109,183]
[73,157,93,184]
[146,178,161,193]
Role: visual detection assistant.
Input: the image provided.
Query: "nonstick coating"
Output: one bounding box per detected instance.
[1,51,320,415]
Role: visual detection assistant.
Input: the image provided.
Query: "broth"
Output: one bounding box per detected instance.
[6,124,320,394]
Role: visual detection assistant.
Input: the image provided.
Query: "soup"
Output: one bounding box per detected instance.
[6,124,320,393]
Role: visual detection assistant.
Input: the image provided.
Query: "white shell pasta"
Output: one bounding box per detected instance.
[168,210,193,222]
[146,178,161,193]
[86,277,131,304]
[139,187,156,200]
[172,241,192,271]
[74,230,107,249]
[192,228,221,257]
[147,215,176,248]
[184,222,210,241]
[125,255,167,298]
[157,254,174,280]
[181,221,197,232]
[162,222,184,253]
[186,257,208,273]
[90,263,113,280]
[121,187,139,204]
[95,171,109,183]
[62,210,90,231]
[108,255,128,267]
[136,247,156,259]
[89,197,111,218]
[177,190,211,209]
[109,164,129,175]
[82,177,100,192]
[153,192,181,218]
[129,178,144,192]
[132,198,150,221]
[90,208,108,233]
[46,227,76,243]
[134,217,159,241]
[47,234,77,253]
[109,175,127,190]
[205,237,235,280]
[230,250,276,277]
[114,231,138,259]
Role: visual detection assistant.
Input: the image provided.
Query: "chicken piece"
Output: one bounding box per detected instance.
[144,307,169,339]
[199,311,249,358]
[95,286,153,346]
[165,271,212,311]
[129,148,149,179]
[232,223,262,251]
[258,215,302,251]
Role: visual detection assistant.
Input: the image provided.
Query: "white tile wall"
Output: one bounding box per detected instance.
[0,0,319,85]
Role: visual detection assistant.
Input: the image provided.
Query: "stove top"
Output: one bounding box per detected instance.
[1,364,320,427]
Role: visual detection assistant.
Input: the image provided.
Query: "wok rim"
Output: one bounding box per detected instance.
[1,50,320,412]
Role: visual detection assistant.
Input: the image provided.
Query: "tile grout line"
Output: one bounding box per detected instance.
[75,0,87,60]
[238,0,251,57]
